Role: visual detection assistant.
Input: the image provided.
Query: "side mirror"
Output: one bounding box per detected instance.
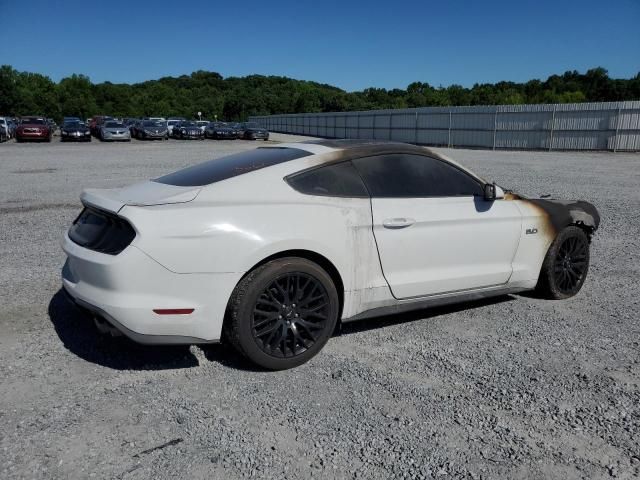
[483,183,496,200]
[483,183,505,201]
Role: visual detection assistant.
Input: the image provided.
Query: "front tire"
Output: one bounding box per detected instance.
[536,226,590,299]
[223,257,339,370]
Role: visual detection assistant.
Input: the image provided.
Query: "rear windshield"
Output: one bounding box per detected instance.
[154,147,312,187]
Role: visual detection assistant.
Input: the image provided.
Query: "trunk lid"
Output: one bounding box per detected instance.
[81,181,201,214]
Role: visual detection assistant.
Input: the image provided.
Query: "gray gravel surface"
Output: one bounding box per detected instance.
[0,135,639,479]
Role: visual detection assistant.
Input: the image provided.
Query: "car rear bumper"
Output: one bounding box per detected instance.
[61,233,239,344]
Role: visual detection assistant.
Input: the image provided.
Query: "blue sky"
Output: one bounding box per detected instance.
[0,0,638,91]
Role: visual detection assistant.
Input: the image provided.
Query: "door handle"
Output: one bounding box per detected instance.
[382,218,415,229]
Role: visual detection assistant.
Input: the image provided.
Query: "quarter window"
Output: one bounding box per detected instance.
[287,161,368,197]
[352,154,484,197]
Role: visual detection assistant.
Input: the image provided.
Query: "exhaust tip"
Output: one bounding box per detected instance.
[93,315,122,337]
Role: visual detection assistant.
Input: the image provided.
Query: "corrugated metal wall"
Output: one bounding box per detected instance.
[249,101,640,151]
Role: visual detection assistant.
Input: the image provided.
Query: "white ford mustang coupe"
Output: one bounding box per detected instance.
[62,140,600,369]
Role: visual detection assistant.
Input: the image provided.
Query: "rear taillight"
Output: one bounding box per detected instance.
[68,206,136,255]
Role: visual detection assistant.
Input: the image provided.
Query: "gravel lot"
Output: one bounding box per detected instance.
[0,135,639,479]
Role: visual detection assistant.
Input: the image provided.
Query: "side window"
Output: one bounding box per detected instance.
[352,154,484,198]
[287,161,368,198]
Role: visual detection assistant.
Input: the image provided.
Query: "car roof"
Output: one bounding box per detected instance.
[274,140,486,183]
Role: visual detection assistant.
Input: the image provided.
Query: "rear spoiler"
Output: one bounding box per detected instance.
[80,182,202,214]
[81,188,125,214]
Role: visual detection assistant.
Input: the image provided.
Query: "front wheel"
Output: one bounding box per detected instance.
[536,226,590,299]
[223,258,339,370]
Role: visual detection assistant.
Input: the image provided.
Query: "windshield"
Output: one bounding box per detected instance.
[104,122,125,128]
[180,122,197,127]
[168,120,180,126]
[21,118,46,125]
[244,122,259,128]
[143,121,165,127]
[155,147,312,187]
[64,121,84,128]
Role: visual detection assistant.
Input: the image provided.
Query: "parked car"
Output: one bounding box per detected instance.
[228,122,243,137]
[123,118,139,135]
[47,119,59,136]
[100,121,131,142]
[133,120,168,140]
[241,122,269,140]
[204,122,238,140]
[60,120,92,142]
[172,121,204,140]
[60,140,600,370]
[0,117,9,142]
[6,118,17,138]
[196,120,209,133]
[90,116,114,137]
[166,117,186,137]
[15,117,52,142]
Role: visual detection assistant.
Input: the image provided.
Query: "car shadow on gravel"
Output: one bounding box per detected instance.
[48,290,199,371]
[201,343,267,372]
[339,295,515,336]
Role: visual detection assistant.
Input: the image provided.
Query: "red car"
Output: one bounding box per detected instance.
[15,117,52,142]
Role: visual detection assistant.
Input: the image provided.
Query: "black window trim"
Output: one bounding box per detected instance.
[351,152,486,199]
[284,159,370,199]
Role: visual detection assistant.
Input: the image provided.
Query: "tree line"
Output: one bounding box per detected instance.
[0,65,638,123]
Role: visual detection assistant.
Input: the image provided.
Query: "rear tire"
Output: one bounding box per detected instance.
[223,257,339,370]
[536,226,590,299]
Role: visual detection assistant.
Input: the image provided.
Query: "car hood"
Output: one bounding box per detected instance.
[81,181,201,213]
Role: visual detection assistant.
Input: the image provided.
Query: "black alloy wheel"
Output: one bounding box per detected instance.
[553,234,588,294]
[252,273,331,358]
[224,257,339,370]
[537,226,590,299]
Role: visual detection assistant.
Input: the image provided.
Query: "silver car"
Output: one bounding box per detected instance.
[167,117,185,137]
[100,121,131,142]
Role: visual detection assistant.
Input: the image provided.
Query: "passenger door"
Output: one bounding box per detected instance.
[352,154,522,299]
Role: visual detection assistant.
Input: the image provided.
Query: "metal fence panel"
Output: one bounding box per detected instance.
[250,101,640,151]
